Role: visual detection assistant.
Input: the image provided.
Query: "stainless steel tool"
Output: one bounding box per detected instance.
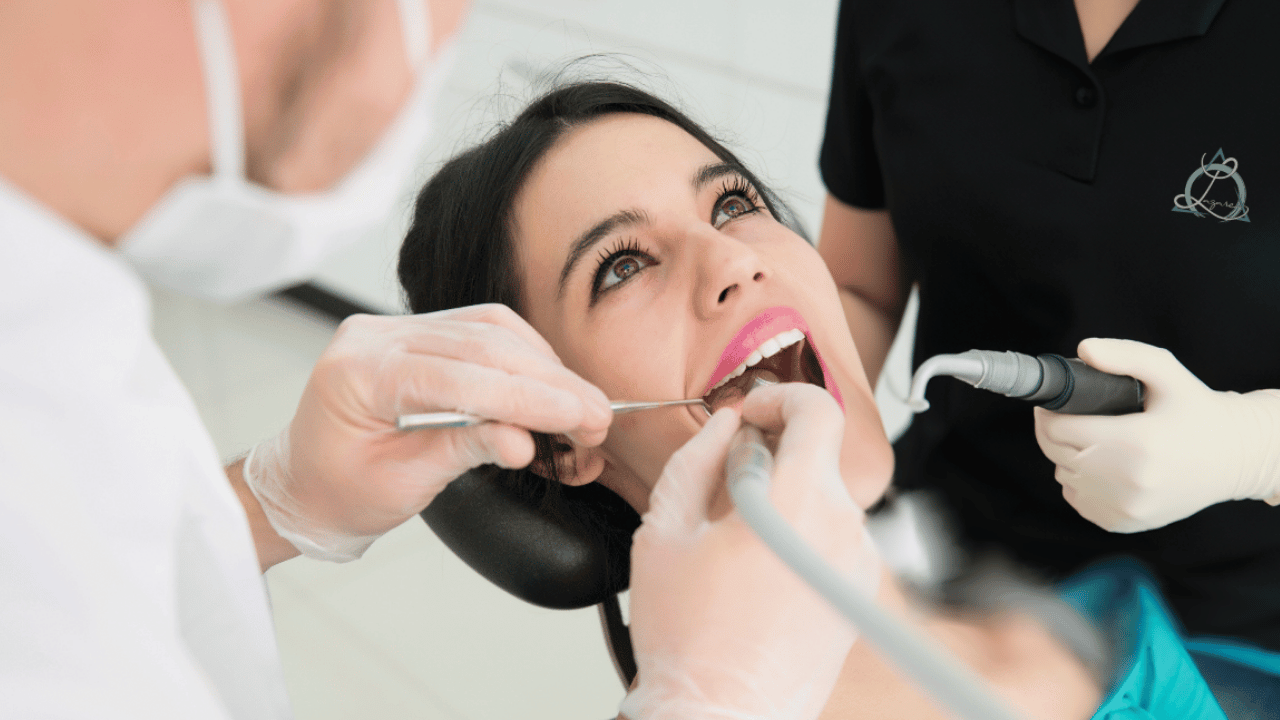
[396,398,711,431]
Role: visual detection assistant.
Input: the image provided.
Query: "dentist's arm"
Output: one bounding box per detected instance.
[818,195,909,385]
[227,459,299,572]
[235,304,611,568]
[622,384,879,720]
[1035,338,1280,533]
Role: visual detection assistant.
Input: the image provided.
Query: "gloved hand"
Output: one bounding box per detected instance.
[244,304,611,562]
[1035,338,1280,533]
[622,383,879,720]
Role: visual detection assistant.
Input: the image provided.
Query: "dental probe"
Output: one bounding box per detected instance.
[905,349,1145,415]
[725,424,1025,720]
[395,398,710,431]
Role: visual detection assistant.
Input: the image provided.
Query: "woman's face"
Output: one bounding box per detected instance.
[512,113,893,512]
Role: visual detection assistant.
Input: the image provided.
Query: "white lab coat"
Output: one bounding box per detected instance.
[0,178,292,718]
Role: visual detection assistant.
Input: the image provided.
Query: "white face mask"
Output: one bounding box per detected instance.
[119,0,450,302]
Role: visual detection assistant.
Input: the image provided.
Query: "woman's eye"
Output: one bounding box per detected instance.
[713,194,758,227]
[599,254,649,292]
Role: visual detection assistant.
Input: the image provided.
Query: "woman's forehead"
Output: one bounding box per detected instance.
[515,114,717,245]
[533,114,715,199]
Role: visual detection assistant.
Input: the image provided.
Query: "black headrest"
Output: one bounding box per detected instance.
[419,465,641,609]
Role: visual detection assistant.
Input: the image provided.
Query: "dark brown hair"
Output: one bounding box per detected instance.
[397,80,802,567]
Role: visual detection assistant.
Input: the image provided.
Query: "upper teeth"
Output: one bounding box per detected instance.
[708,328,806,392]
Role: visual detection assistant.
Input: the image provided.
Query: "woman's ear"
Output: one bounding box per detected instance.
[532,435,607,486]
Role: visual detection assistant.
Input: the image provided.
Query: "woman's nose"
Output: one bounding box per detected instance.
[691,229,767,319]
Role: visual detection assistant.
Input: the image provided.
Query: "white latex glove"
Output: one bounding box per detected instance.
[622,383,879,720]
[244,304,611,562]
[1035,338,1280,533]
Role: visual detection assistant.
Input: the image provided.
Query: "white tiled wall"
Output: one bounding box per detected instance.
[151,1,920,718]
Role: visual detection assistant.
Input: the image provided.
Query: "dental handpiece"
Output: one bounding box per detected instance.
[905,350,1145,415]
[725,425,1024,720]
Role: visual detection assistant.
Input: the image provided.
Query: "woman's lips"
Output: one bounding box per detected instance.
[702,306,844,410]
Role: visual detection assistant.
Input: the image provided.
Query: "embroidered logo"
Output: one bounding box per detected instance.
[1172,149,1250,222]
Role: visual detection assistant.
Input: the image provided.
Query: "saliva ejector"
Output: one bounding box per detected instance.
[906,350,1146,416]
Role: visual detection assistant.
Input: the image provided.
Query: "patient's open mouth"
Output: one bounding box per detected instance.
[702,328,828,413]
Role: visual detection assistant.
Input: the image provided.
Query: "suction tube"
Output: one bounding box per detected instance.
[906,350,1145,415]
[726,426,1025,720]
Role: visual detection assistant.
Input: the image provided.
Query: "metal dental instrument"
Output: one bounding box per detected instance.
[396,398,711,431]
[905,349,1145,416]
[726,376,1025,720]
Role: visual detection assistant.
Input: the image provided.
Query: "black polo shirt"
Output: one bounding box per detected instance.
[820,0,1280,648]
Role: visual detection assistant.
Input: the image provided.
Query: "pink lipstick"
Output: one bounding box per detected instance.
[701,306,844,410]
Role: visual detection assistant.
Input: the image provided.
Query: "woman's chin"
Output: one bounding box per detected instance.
[849,469,894,511]
[840,409,896,510]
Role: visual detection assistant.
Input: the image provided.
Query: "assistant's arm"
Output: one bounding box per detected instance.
[818,194,909,385]
[817,0,913,386]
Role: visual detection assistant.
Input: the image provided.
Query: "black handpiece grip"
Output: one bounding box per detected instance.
[1035,354,1145,415]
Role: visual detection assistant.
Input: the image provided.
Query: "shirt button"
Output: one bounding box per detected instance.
[1075,86,1097,108]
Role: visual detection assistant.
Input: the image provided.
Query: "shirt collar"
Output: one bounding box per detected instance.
[1014,0,1229,68]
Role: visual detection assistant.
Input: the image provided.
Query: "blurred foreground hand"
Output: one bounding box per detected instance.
[623,384,880,720]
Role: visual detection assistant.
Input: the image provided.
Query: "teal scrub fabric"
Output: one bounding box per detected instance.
[1061,562,1230,719]
[1184,638,1280,719]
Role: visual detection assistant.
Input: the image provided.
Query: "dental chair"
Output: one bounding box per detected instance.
[419,463,943,691]
[420,464,641,687]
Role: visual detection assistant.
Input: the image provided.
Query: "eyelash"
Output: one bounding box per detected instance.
[713,176,763,227]
[591,238,656,302]
[587,176,765,302]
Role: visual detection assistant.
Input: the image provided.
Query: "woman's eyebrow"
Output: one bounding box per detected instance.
[557,208,652,298]
[555,162,748,298]
[693,161,745,192]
